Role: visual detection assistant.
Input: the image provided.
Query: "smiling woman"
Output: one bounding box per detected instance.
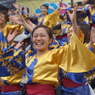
[32,25,53,55]
[0,11,9,23]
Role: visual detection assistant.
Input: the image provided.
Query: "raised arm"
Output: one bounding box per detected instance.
[9,15,36,33]
[67,5,79,37]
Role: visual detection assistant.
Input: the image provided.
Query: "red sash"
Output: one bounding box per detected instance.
[1,85,21,92]
[61,78,86,88]
[56,35,67,40]
[26,84,55,95]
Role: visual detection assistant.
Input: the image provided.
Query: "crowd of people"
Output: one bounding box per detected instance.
[0,0,95,95]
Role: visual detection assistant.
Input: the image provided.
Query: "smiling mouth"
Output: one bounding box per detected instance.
[36,43,43,46]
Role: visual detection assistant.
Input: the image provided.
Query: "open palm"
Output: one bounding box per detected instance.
[67,5,78,23]
[9,16,26,25]
[7,28,19,43]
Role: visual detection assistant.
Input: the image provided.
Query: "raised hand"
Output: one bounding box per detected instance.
[8,9,14,15]
[9,15,26,26]
[27,20,36,28]
[14,41,24,49]
[67,4,78,23]
[82,0,88,5]
[7,28,19,43]
[13,3,20,10]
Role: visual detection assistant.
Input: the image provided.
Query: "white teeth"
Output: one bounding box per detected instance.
[36,43,42,45]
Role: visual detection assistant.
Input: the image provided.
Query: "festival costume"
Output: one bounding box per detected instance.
[0,24,24,95]
[0,29,95,95]
[38,9,60,28]
[88,7,95,28]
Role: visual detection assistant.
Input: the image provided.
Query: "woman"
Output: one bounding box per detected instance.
[0,11,24,95]
[0,6,95,95]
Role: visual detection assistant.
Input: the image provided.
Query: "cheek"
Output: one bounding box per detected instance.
[32,38,35,43]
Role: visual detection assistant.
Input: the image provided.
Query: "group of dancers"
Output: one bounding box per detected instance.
[0,0,95,95]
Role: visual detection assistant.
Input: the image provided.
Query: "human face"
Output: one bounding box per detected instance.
[32,28,52,51]
[67,26,73,41]
[40,6,48,15]
[0,13,6,24]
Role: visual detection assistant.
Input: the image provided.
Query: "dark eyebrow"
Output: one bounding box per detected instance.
[33,33,46,35]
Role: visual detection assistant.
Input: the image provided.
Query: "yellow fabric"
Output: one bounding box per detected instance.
[1,30,95,86]
[0,77,5,86]
[38,9,60,28]
[20,31,95,86]
[2,24,24,38]
[89,8,95,16]
[78,29,84,43]
[85,71,95,84]
[0,24,24,85]
[1,69,24,85]
[59,32,95,72]
[84,17,89,24]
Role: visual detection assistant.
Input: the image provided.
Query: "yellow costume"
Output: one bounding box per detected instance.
[2,24,24,38]
[0,30,95,87]
[0,24,24,86]
[38,9,60,28]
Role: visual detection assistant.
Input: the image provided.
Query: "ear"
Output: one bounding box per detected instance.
[49,38,53,44]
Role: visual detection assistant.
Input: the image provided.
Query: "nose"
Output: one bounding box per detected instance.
[37,36,41,40]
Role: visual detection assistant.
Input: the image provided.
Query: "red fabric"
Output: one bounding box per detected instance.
[1,85,21,92]
[26,84,55,95]
[61,78,86,88]
[92,24,95,28]
[56,35,67,40]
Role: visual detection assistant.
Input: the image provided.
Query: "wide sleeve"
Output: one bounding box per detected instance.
[2,24,24,38]
[43,9,60,28]
[0,32,25,76]
[53,31,95,73]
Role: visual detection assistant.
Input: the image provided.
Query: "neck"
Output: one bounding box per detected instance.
[0,23,6,29]
[42,14,47,17]
[0,23,6,32]
[36,49,49,57]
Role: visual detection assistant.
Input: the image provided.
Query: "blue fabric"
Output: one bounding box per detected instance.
[39,18,44,25]
[1,91,20,95]
[61,83,91,95]
[66,8,89,24]
[27,59,37,84]
[92,13,95,24]
[0,32,25,76]
[89,47,94,52]
[60,46,94,94]
[58,38,69,46]
[87,0,95,4]
[30,15,38,25]
[24,29,30,35]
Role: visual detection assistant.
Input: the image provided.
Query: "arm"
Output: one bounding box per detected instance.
[67,5,79,37]
[0,28,25,76]
[9,16,36,33]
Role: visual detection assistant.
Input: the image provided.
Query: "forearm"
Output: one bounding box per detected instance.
[23,21,36,33]
[72,21,79,37]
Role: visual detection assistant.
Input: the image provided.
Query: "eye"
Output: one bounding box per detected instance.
[33,35,37,37]
[41,35,46,37]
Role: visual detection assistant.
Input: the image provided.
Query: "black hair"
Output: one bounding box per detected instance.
[0,11,9,23]
[77,1,83,6]
[40,4,49,10]
[32,25,53,39]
